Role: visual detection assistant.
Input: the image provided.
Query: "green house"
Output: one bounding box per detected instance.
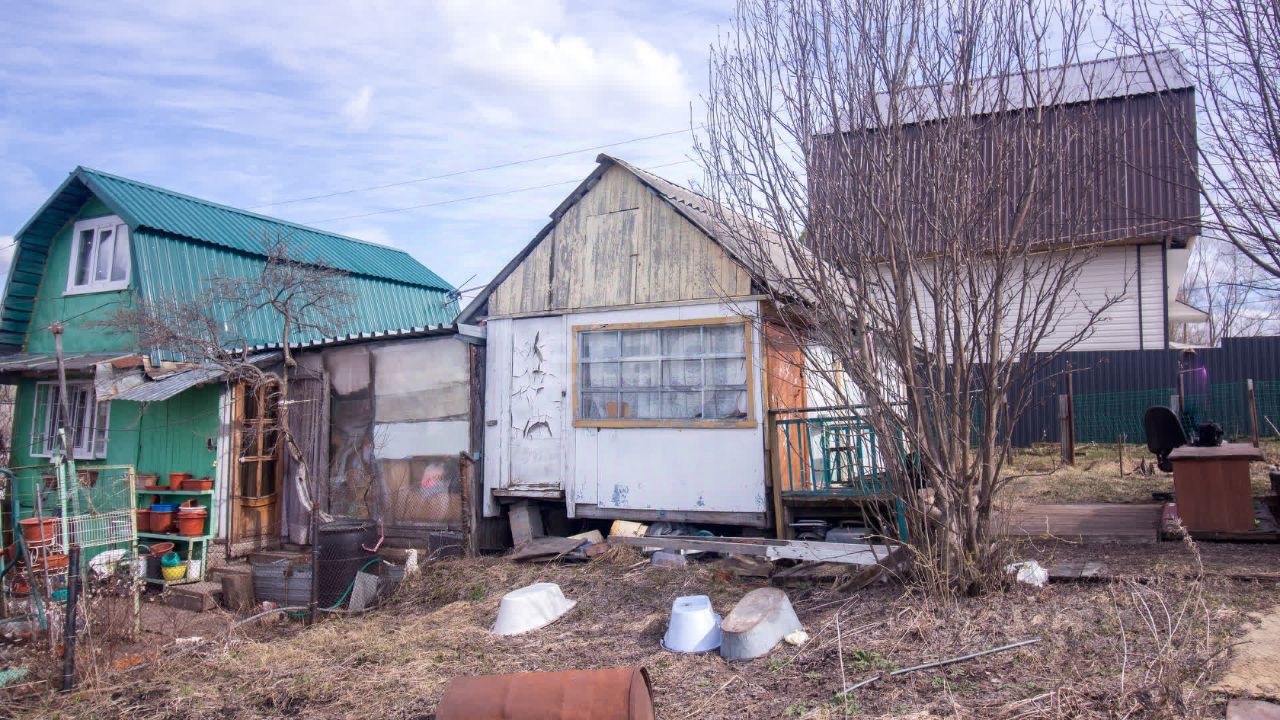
[0,168,457,564]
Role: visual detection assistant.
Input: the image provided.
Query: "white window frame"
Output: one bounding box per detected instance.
[65,215,131,295]
[30,381,110,459]
[573,318,755,429]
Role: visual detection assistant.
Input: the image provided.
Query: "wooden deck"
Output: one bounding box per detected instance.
[1002,503,1163,544]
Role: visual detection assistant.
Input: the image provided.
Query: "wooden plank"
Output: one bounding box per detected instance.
[1169,443,1265,461]
[492,486,565,501]
[607,535,898,566]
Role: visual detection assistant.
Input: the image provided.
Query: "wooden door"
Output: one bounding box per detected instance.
[230,382,282,550]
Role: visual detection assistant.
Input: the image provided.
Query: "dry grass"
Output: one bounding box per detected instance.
[1003,440,1280,505]
[9,541,1274,720]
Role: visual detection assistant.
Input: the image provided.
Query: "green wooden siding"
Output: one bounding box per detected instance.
[8,379,221,512]
[21,196,137,354]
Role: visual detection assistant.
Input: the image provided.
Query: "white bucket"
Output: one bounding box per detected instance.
[491,583,577,636]
[662,595,722,653]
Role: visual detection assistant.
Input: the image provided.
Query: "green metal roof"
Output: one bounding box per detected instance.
[0,167,458,350]
[74,168,451,289]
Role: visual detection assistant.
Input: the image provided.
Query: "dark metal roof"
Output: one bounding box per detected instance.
[111,352,281,402]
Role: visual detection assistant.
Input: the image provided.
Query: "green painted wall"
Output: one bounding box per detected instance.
[8,379,221,514]
[23,195,136,354]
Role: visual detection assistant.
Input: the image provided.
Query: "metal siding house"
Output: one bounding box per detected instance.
[461,155,835,531]
[0,167,468,564]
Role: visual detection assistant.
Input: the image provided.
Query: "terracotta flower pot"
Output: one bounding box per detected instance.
[167,472,193,489]
[19,517,58,546]
[149,510,175,534]
[175,510,208,537]
[40,553,69,571]
[181,478,214,491]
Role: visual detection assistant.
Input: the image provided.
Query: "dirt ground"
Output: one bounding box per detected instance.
[8,539,1280,720]
[1003,440,1280,504]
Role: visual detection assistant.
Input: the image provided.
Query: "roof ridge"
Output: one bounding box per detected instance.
[74,166,420,258]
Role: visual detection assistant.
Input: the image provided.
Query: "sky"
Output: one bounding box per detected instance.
[0,0,734,299]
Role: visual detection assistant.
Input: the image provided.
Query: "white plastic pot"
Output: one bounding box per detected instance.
[491,583,577,636]
[662,595,722,653]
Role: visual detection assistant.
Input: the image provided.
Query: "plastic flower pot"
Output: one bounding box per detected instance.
[662,595,722,653]
[175,509,207,536]
[181,478,214,491]
[167,472,193,489]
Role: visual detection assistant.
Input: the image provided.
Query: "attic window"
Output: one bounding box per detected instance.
[66,216,130,294]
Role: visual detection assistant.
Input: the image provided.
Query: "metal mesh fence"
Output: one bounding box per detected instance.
[1072,381,1280,444]
[1071,388,1176,443]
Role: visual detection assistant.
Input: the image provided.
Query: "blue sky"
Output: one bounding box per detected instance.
[0,0,732,298]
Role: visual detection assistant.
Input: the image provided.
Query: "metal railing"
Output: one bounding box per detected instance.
[770,406,901,496]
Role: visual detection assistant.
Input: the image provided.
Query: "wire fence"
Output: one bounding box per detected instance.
[1072,381,1280,444]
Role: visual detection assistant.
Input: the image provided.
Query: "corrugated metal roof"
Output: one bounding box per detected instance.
[0,352,131,373]
[859,51,1193,128]
[76,168,452,290]
[112,352,281,402]
[133,231,458,352]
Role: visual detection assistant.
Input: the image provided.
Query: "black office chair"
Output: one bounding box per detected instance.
[1144,406,1187,473]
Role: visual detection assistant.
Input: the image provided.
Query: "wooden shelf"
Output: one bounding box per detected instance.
[137,532,215,541]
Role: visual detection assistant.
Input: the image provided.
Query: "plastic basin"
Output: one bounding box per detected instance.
[491,583,577,636]
[662,595,722,653]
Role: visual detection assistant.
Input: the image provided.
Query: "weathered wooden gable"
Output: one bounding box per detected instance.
[488,166,753,316]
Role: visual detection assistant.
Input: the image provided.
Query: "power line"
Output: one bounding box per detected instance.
[304,159,696,225]
[249,125,704,210]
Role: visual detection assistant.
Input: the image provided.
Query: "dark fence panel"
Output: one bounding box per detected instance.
[1010,335,1280,446]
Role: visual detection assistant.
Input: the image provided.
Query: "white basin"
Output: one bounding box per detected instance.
[491,582,577,636]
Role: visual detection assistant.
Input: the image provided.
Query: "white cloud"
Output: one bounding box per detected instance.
[0,0,733,291]
[341,86,375,131]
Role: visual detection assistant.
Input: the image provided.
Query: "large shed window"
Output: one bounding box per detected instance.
[575,319,753,427]
[66,216,131,295]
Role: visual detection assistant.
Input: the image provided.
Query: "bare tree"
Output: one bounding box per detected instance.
[104,236,354,529]
[1111,0,1280,289]
[1178,239,1280,344]
[698,0,1164,594]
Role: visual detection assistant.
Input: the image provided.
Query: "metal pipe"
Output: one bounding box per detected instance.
[887,638,1040,676]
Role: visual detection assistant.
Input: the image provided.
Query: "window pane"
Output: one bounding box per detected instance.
[581,392,617,419]
[582,362,619,388]
[661,327,702,357]
[94,401,110,457]
[581,331,620,360]
[620,360,659,387]
[94,228,114,282]
[706,358,747,386]
[706,390,749,419]
[74,230,95,286]
[620,329,660,358]
[110,225,129,282]
[704,324,745,354]
[619,392,661,419]
[662,359,703,388]
[661,391,703,419]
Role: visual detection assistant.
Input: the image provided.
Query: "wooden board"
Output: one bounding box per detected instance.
[607,535,898,566]
[1169,443,1264,461]
[1002,503,1162,544]
[488,166,752,317]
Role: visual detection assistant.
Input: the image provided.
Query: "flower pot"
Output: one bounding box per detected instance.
[40,553,69,572]
[136,509,151,530]
[136,473,159,490]
[19,517,58,546]
[147,542,174,558]
[149,508,175,534]
[181,478,214,491]
[167,472,192,490]
[175,509,208,537]
[161,562,188,582]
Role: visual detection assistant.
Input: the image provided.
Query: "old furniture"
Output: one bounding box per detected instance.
[1169,443,1264,533]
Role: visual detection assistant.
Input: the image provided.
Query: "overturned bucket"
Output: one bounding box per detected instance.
[437,666,654,720]
[719,587,803,660]
[491,582,577,636]
[662,595,721,653]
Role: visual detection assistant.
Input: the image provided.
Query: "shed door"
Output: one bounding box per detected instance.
[506,316,567,490]
[229,382,282,555]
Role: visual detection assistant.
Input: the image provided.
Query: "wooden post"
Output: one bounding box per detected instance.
[1247,379,1260,448]
[1118,434,1126,477]
[767,412,787,540]
[1059,369,1075,466]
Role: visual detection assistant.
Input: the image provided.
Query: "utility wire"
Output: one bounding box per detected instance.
[304,159,695,225]
[249,125,703,210]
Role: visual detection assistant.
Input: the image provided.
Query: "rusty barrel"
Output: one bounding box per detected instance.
[436,666,654,720]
